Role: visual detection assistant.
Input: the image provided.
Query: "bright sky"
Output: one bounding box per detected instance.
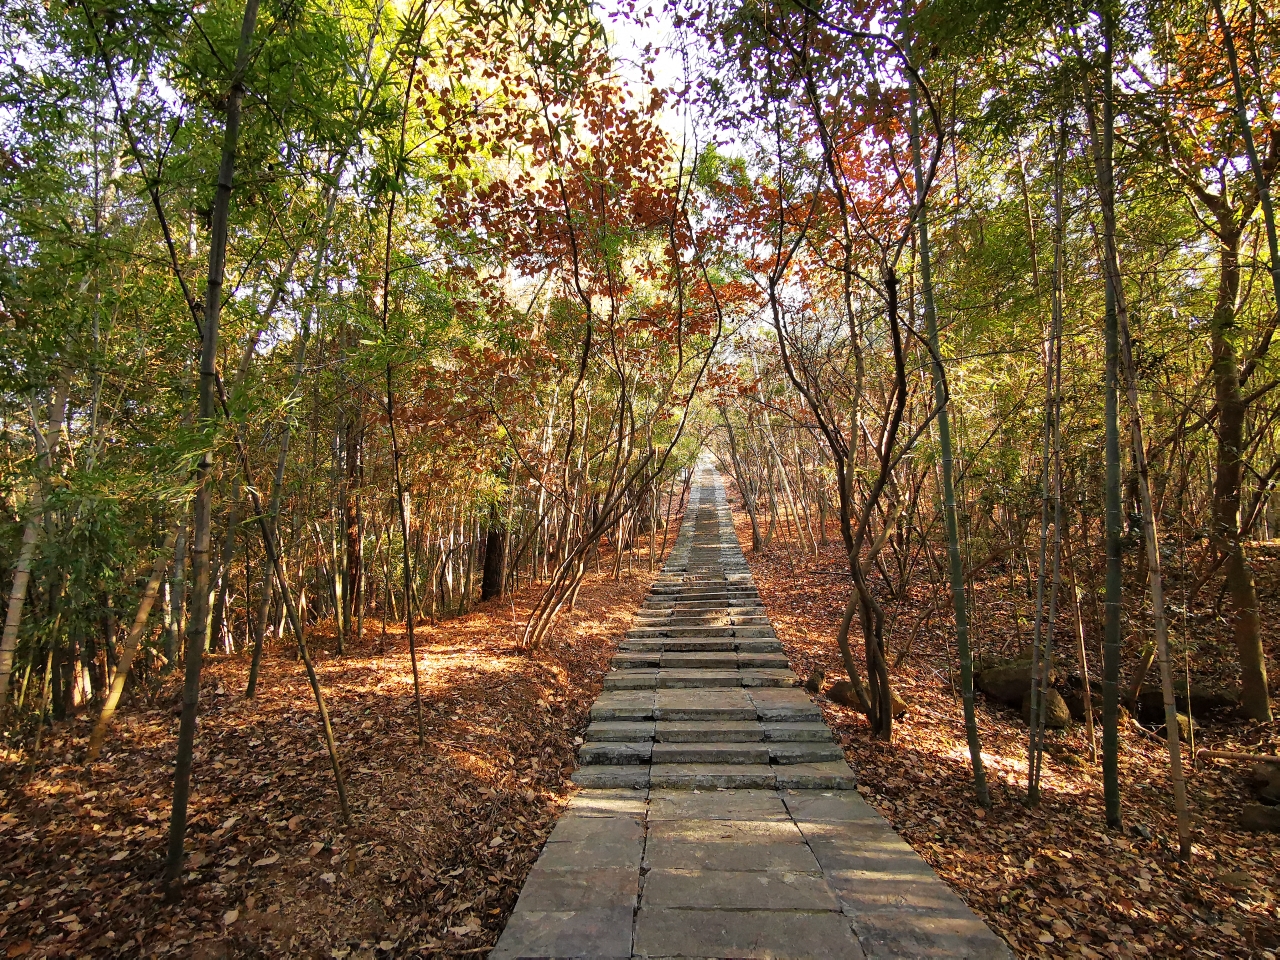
[598,0,702,140]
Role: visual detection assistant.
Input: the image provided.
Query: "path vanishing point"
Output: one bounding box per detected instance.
[492,462,1014,959]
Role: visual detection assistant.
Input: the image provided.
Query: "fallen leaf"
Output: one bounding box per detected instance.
[223,909,239,925]
[253,853,280,867]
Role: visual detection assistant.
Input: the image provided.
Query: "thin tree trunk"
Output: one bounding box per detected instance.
[166,0,260,884]
[910,81,988,806]
[86,527,180,760]
[209,480,241,653]
[167,520,188,669]
[382,42,427,744]
[1086,20,1190,853]
[1083,18,1125,831]
[244,559,272,698]
[1065,526,1098,763]
[0,379,71,716]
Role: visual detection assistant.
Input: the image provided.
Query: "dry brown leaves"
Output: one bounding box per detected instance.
[730,503,1279,960]
[0,566,655,958]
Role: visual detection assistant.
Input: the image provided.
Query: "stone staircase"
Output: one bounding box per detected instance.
[491,463,1013,959]
[572,468,856,792]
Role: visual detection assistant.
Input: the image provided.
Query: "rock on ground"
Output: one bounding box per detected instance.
[1249,762,1280,805]
[1240,803,1280,833]
[1020,689,1071,729]
[825,680,908,717]
[977,657,1056,707]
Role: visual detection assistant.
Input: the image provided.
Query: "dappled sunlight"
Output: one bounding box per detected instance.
[0,567,657,957]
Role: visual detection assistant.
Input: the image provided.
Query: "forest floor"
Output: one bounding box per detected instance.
[2,502,1278,960]
[0,558,659,959]
[727,497,1280,960]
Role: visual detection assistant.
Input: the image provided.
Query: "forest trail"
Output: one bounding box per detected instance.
[492,462,1013,959]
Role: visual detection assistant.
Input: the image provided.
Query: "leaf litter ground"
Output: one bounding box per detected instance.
[3,498,1278,960]
[0,564,656,958]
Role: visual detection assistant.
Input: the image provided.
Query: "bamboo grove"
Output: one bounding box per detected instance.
[0,0,1277,889]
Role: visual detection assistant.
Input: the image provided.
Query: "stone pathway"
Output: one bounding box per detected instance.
[492,464,1013,959]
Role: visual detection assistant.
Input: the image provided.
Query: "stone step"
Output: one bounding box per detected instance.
[579,741,652,765]
[655,720,763,742]
[736,653,790,668]
[574,760,853,792]
[647,591,759,601]
[626,627,734,638]
[569,764,649,788]
[602,670,660,691]
[602,669,799,691]
[636,611,728,620]
[640,599,760,609]
[613,652,662,669]
[651,741,770,765]
[643,594,761,603]
[619,639,734,653]
[774,761,858,789]
[654,691,755,721]
[578,739,845,766]
[749,689,823,721]
[767,741,846,764]
[631,616,772,629]
[585,719,655,741]
[742,669,800,687]
[626,652,788,669]
[634,609,769,619]
[638,605,765,616]
[619,639,784,654]
[648,652,740,668]
[590,691,655,720]
[762,721,835,742]
[625,626,775,639]
[602,670,735,690]
[650,763,776,789]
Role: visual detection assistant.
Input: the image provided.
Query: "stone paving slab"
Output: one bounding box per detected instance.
[641,867,840,910]
[494,464,1011,960]
[647,788,789,821]
[632,907,867,959]
[565,788,650,817]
